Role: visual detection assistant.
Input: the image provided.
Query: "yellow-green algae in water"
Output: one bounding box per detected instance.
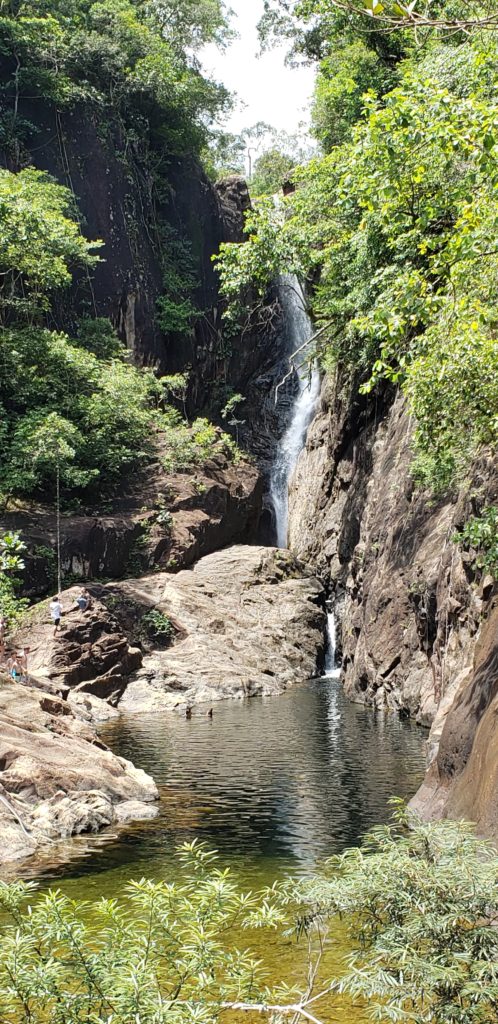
[2,680,426,1023]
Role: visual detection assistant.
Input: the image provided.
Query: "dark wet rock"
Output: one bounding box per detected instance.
[7,454,263,599]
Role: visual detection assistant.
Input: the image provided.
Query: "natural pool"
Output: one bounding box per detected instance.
[16,678,427,892]
[5,678,428,1022]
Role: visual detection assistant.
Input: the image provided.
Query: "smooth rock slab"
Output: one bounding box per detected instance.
[119,545,326,712]
[0,680,158,865]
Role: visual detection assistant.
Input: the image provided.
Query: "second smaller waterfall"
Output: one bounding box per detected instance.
[323,611,340,679]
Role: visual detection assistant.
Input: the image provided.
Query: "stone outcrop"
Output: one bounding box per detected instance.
[15,549,325,712]
[0,679,158,864]
[289,371,497,834]
[12,547,325,715]
[8,453,262,599]
[412,599,498,838]
[119,545,326,712]
[15,587,143,702]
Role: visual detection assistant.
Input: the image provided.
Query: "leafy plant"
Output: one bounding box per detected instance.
[0,168,100,323]
[0,817,497,1023]
[162,414,239,473]
[215,32,498,491]
[290,805,498,1024]
[0,531,28,630]
[138,608,174,644]
[454,507,498,577]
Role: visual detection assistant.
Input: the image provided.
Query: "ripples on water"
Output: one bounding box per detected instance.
[3,680,427,1024]
[18,678,427,896]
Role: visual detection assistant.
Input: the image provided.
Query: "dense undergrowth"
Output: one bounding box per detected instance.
[216,0,498,495]
[0,813,496,1023]
[0,0,238,508]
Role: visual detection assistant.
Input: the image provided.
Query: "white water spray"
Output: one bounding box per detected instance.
[270,274,320,547]
[323,611,340,679]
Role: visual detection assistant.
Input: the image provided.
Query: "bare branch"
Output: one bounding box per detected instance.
[222,1000,327,1023]
[316,0,498,33]
[274,321,334,404]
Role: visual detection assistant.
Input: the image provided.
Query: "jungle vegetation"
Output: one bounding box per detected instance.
[0,813,496,1023]
[0,0,238,508]
[216,0,498,497]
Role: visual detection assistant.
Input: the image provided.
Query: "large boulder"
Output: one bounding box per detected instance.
[118,545,326,712]
[14,587,143,702]
[0,680,158,865]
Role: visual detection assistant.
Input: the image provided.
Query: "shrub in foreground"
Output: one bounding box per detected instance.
[0,814,496,1023]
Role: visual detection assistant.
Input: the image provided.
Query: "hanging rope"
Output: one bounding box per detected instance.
[56,452,62,596]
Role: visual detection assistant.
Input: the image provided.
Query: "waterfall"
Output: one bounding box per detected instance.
[269,274,321,548]
[323,611,340,679]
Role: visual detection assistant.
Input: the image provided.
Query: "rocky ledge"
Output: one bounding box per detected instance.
[5,450,262,599]
[15,547,326,716]
[118,545,326,712]
[0,680,158,865]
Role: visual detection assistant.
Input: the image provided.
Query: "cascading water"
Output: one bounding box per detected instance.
[323,610,341,679]
[269,274,321,547]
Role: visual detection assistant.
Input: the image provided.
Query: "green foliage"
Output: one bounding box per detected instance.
[0,328,161,498]
[251,147,297,196]
[138,607,174,643]
[311,40,397,151]
[160,372,190,406]
[0,167,100,322]
[75,317,125,359]
[0,0,231,155]
[215,30,498,490]
[291,808,498,1024]
[162,414,239,473]
[0,3,243,513]
[0,531,28,630]
[454,507,498,577]
[220,392,244,420]
[202,130,246,179]
[156,228,200,337]
[0,841,284,1024]
[0,818,496,1023]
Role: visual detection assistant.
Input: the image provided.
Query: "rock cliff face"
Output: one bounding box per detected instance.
[289,371,497,835]
[6,98,292,454]
[0,679,158,865]
[8,452,262,598]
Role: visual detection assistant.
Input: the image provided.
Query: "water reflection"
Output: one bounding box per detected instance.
[10,679,427,897]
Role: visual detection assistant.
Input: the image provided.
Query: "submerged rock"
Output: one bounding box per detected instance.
[0,680,158,865]
[119,545,326,712]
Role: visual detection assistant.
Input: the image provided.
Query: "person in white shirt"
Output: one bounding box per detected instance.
[49,596,63,637]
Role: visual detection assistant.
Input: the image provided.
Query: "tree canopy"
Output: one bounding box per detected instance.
[216,13,498,491]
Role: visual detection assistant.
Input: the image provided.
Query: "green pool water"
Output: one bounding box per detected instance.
[5,678,428,1022]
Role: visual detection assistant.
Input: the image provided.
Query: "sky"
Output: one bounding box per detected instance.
[201,0,316,138]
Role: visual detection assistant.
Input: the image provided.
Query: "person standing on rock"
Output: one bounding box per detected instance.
[75,590,89,613]
[50,595,63,637]
[7,654,20,682]
[19,646,30,683]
